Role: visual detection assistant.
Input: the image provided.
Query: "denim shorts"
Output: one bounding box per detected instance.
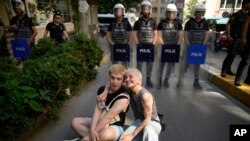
[85,118,124,141]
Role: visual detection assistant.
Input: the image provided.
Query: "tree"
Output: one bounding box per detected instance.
[183,0,198,23]
[98,0,141,13]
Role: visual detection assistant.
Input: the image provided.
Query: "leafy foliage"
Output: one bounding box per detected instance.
[0,33,103,140]
[98,0,141,13]
[183,0,198,23]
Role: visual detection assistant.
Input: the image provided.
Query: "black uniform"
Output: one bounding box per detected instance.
[235,10,250,85]
[184,17,209,80]
[108,19,132,67]
[10,14,35,44]
[157,19,182,87]
[221,10,247,76]
[46,22,66,43]
[134,17,157,87]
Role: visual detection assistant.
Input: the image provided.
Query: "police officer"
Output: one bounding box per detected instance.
[44,10,69,43]
[184,3,209,89]
[157,3,183,88]
[106,3,132,68]
[10,0,37,47]
[9,0,37,66]
[134,0,157,88]
[234,0,250,86]
[221,0,250,78]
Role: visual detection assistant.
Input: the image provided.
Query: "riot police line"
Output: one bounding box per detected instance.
[107,1,209,89]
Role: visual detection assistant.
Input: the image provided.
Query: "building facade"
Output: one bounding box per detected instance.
[149,0,185,23]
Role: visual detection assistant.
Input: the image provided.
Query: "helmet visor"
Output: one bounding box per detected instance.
[141,5,151,13]
[114,8,123,16]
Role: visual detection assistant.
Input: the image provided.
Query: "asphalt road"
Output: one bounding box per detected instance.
[23,37,250,141]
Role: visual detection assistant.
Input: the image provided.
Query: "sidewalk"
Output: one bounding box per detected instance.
[202,50,250,107]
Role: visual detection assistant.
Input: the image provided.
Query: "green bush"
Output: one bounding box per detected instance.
[0,33,103,140]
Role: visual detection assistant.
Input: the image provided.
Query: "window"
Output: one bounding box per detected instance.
[220,0,226,8]
[160,7,165,14]
[150,0,158,2]
[28,0,71,26]
[236,0,242,8]
[162,0,174,3]
[226,0,234,8]
[220,0,242,9]
[152,7,158,13]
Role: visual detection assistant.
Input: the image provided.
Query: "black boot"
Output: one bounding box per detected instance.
[193,79,202,90]
[146,77,154,88]
[163,78,169,88]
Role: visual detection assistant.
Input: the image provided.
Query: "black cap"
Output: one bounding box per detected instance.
[54,10,61,17]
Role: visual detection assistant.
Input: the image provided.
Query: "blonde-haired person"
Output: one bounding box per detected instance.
[98,68,162,141]
[67,64,130,141]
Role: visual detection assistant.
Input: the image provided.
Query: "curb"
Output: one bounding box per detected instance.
[201,65,250,108]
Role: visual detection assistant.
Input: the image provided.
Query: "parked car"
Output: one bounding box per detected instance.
[215,31,231,51]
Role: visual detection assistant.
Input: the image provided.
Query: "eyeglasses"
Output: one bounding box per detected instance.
[55,17,61,19]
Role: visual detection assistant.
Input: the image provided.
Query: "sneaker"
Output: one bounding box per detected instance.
[234,82,241,86]
[226,71,235,76]
[221,72,226,77]
[193,81,202,90]
[64,138,81,141]
[244,80,250,85]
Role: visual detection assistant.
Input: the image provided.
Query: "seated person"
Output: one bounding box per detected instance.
[98,68,162,141]
[68,64,130,141]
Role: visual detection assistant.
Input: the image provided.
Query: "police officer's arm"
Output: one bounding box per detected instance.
[62,25,70,40]
[157,22,164,45]
[226,15,234,40]
[184,21,190,46]
[130,93,153,138]
[241,15,250,46]
[203,22,209,45]
[106,23,114,45]
[127,22,133,45]
[177,22,183,45]
[133,21,139,45]
[95,98,129,132]
[29,18,38,42]
[153,20,158,45]
[43,23,50,38]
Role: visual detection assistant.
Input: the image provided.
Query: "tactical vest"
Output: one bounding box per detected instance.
[14,17,33,40]
[137,19,154,44]
[187,18,207,44]
[161,20,180,44]
[111,21,129,44]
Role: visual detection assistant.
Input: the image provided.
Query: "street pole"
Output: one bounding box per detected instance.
[232,0,236,13]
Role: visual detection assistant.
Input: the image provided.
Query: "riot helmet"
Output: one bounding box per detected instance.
[165,3,178,20]
[113,3,125,17]
[141,1,152,14]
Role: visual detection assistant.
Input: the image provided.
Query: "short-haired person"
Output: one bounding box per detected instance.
[233,0,250,86]
[98,68,162,141]
[120,68,161,141]
[184,2,209,89]
[157,3,183,88]
[221,0,250,78]
[68,64,130,141]
[10,0,37,47]
[106,3,133,68]
[44,10,69,43]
